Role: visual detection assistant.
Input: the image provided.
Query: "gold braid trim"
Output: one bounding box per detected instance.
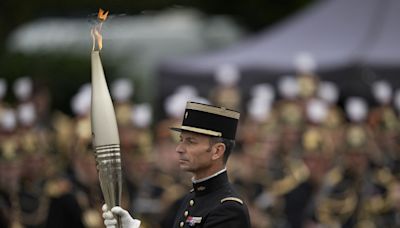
[221,197,243,205]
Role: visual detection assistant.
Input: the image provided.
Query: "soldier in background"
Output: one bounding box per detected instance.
[209,64,242,111]
[283,98,334,228]
[67,83,92,174]
[275,75,305,157]
[51,111,75,171]
[239,83,276,163]
[287,125,334,228]
[11,78,57,228]
[0,108,23,228]
[317,81,345,155]
[246,86,309,227]
[293,53,319,106]
[31,83,52,130]
[111,78,135,127]
[368,80,400,168]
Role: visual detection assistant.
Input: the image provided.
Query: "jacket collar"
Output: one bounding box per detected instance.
[192,169,229,196]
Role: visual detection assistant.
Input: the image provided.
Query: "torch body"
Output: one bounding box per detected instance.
[91,51,122,227]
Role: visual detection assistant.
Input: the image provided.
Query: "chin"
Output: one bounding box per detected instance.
[179,165,194,173]
[179,165,189,171]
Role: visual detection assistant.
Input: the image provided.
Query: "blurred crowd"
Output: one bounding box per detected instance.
[2,58,400,228]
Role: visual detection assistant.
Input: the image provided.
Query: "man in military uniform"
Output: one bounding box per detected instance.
[102,101,251,228]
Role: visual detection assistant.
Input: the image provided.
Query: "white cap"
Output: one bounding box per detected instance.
[190,96,210,105]
[371,80,392,105]
[164,93,189,119]
[164,85,201,119]
[111,78,134,102]
[318,81,339,104]
[71,83,91,116]
[131,103,152,128]
[0,108,17,131]
[214,64,240,87]
[176,85,198,98]
[294,52,317,74]
[278,76,299,99]
[247,97,272,122]
[0,78,6,99]
[306,98,328,124]
[345,97,368,122]
[251,83,275,103]
[13,76,33,101]
[17,102,36,127]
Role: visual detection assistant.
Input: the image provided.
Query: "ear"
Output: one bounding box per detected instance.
[211,143,226,161]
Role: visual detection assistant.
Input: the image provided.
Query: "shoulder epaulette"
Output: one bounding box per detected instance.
[221,197,243,205]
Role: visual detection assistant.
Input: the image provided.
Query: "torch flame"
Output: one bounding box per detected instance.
[91,8,109,51]
[98,8,109,21]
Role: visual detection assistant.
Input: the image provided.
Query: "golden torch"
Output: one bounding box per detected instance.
[90,9,122,228]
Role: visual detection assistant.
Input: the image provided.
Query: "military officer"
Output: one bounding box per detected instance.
[368,80,399,167]
[102,101,251,228]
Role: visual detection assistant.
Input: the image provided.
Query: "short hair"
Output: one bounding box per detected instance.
[209,137,236,164]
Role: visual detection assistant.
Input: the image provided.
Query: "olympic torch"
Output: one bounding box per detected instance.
[90,9,122,228]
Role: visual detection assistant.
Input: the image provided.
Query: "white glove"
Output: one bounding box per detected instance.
[102,204,141,228]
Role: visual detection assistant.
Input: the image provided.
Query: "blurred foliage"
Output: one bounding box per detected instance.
[0,52,117,114]
[0,0,314,50]
[0,0,314,114]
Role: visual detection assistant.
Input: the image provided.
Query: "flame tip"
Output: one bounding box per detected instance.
[92,8,109,51]
[98,8,109,21]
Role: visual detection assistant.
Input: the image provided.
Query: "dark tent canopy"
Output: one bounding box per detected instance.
[157,0,400,105]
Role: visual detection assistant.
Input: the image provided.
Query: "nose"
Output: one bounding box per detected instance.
[176,142,185,154]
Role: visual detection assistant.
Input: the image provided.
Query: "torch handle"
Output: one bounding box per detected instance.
[94,144,123,228]
[116,216,122,228]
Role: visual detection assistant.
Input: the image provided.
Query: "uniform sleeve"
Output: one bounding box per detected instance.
[202,201,251,228]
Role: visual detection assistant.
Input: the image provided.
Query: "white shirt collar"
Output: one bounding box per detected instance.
[192,167,227,184]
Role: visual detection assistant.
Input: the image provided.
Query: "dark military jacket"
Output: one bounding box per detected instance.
[173,171,250,228]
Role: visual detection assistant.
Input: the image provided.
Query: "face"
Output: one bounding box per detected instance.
[176,131,220,176]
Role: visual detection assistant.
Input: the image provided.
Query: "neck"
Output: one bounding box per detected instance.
[193,167,226,183]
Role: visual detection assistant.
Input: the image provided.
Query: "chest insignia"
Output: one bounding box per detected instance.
[186,216,202,226]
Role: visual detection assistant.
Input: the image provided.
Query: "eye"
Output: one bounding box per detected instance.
[186,138,197,144]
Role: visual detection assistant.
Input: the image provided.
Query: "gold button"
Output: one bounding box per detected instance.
[180,221,184,227]
[184,211,189,217]
[189,200,195,206]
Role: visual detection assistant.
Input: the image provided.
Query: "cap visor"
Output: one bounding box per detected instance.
[169,126,221,137]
